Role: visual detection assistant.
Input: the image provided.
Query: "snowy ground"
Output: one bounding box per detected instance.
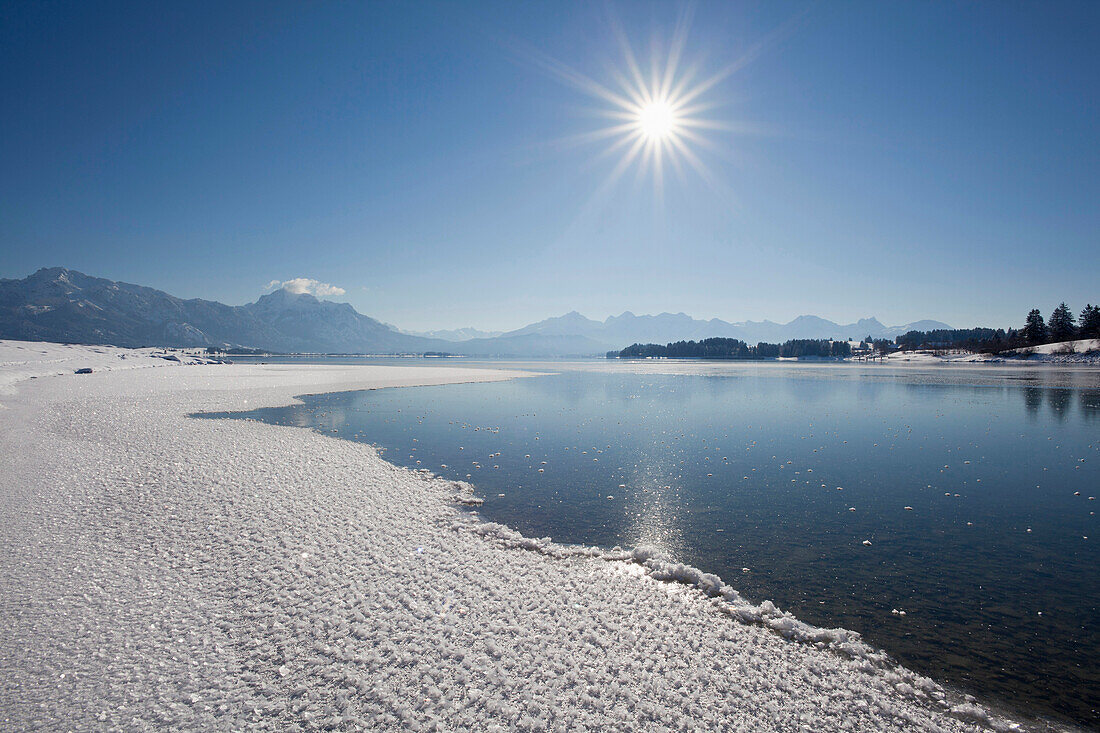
[1009,338,1100,362]
[0,340,224,397]
[0,341,1043,731]
[871,339,1100,365]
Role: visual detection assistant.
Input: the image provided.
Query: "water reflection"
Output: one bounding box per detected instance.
[1047,389,1072,421]
[1020,385,1098,423]
[621,454,686,558]
[1023,388,1043,419]
[1079,389,1100,422]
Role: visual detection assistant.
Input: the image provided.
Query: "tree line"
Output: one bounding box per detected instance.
[612,337,852,360]
[898,303,1099,353]
[1021,303,1100,344]
[895,328,1009,352]
[609,303,1098,360]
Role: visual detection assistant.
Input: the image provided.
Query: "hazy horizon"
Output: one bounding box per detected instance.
[6,264,967,336]
[3,2,1097,332]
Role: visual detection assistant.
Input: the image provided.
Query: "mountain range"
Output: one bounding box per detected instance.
[398,326,504,342]
[496,310,950,349]
[0,268,951,356]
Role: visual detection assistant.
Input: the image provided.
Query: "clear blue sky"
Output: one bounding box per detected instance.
[2,1,1097,331]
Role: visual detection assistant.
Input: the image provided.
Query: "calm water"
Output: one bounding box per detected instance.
[209,362,1099,727]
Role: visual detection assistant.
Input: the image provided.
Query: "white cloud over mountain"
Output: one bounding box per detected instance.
[265,278,346,297]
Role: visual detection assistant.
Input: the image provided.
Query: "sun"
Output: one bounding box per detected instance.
[528,11,741,194]
[637,100,678,141]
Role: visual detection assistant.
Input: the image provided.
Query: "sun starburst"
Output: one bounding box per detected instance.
[637,100,678,141]
[519,8,798,201]
[525,10,742,197]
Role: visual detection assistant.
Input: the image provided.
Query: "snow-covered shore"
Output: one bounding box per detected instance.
[0,340,226,397]
[866,339,1100,365]
[0,341,1037,731]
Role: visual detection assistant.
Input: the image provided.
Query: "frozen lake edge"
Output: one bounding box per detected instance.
[0,341,1065,731]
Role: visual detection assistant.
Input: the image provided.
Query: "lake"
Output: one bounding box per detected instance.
[208,359,1099,728]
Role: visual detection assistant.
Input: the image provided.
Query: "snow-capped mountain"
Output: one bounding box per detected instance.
[0,268,447,353]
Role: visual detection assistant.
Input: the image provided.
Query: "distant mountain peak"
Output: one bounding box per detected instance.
[28,266,78,287]
[31,266,70,278]
[255,288,316,305]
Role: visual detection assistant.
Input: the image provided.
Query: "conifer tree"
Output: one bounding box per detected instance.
[1048,302,1076,342]
[1080,304,1100,339]
[1022,309,1047,344]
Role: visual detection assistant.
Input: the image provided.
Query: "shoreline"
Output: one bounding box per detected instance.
[0,341,1057,730]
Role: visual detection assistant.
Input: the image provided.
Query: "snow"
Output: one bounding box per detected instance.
[0,341,1037,731]
[869,340,1100,365]
[0,340,223,397]
[1013,339,1100,359]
